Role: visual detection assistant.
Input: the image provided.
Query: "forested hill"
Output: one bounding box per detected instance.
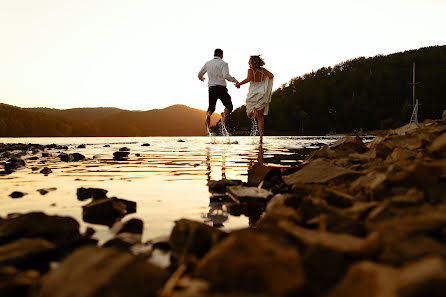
[0,104,220,137]
[226,45,446,135]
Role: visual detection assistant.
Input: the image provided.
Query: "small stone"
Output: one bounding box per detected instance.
[135,153,140,157]
[31,167,39,171]
[40,167,52,175]
[208,179,243,193]
[77,144,86,148]
[37,188,57,195]
[42,152,50,157]
[71,153,85,161]
[76,187,108,201]
[113,151,130,161]
[118,218,144,234]
[141,143,150,146]
[227,185,273,202]
[58,153,73,162]
[104,144,110,147]
[177,140,185,142]
[82,197,136,227]
[9,191,26,199]
[26,156,39,160]
[119,147,130,152]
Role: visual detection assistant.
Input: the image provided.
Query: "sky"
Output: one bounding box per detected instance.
[0,0,445,112]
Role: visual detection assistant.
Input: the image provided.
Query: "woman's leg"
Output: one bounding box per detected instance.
[256,108,265,143]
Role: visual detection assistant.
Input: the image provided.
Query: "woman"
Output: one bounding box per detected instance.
[236,55,274,143]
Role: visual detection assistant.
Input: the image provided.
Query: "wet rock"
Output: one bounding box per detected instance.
[177,140,185,142]
[119,147,130,151]
[0,266,41,297]
[322,188,355,208]
[76,187,108,201]
[103,144,110,147]
[141,143,150,146]
[26,156,39,160]
[226,185,273,202]
[429,132,446,157]
[330,136,367,156]
[118,218,143,234]
[0,212,81,247]
[266,193,296,212]
[135,153,140,157]
[247,164,272,186]
[386,147,417,162]
[113,151,130,161]
[82,197,136,226]
[71,153,85,161]
[207,179,243,193]
[3,158,25,174]
[58,153,73,162]
[37,188,57,195]
[326,261,397,297]
[40,167,52,175]
[42,152,50,157]
[77,144,86,148]
[169,219,227,268]
[283,159,354,185]
[31,167,39,171]
[195,229,305,296]
[0,238,56,268]
[390,122,421,136]
[9,191,26,199]
[38,246,169,297]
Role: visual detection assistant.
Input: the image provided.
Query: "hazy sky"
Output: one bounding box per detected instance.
[0,0,445,112]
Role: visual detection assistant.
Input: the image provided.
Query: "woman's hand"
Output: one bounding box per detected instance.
[235,82,241,88]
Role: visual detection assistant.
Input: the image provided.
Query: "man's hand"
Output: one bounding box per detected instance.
[235,82,240,89]
[199,77,205,82]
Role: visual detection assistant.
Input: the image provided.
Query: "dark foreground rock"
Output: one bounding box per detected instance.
[38,246,169,297]
[9,191,26,199]
[82,197,136,226]
[76,187,108,201]
[113,151,130,161]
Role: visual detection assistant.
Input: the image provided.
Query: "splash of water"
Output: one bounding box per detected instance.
[219,122,231,144]
[207,126,217,144]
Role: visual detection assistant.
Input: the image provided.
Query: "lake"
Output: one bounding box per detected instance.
[0,136,344,242]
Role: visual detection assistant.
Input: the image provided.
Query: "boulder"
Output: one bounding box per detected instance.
[169,219,227,268]
[207,179,243,193]
[9,191,26,199]
[195,229,305,296]
[247,164,272,186]
[283,159,354,185]
[226,185,273,202]
[82,198,136,227]
[0,238,56,268]
[38,246,169,297]
[71,153,85,161]
[0,212,80,246]
[58,153,73,162]
[40,167,52,175]
[76,187,108,201]
[113,151,130,161]
[118,218,144,234]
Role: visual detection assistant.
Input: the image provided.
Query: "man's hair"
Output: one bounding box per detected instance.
[214,48,223,57]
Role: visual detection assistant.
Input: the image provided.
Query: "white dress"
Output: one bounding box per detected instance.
[245,68,274,116]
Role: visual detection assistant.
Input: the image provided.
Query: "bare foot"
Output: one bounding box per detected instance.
[205,115,210,127]
[221,112,226,126]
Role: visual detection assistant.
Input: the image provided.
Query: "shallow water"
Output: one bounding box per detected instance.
[0,136,345,242]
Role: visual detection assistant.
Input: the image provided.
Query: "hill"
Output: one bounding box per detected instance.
[0,104,220,137]
[225,45,446,135]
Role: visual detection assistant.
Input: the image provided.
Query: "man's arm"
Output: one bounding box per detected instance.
[222,62,239,84]
[198,63,207,81]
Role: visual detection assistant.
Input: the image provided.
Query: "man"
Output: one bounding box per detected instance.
[198,48,239,128]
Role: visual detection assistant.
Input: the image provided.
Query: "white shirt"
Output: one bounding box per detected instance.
[198,56,239,87]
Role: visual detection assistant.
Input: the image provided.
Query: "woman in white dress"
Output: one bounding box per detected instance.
[236,55,274,143]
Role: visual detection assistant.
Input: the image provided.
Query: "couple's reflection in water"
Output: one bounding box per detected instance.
[204,145,265,228]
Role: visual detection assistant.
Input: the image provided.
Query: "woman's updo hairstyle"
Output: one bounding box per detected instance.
[250,55,265,69]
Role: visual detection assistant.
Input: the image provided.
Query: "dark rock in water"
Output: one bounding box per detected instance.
[248,164,272,186]
[9,191,26,199]
[77,187,108,201]
[77,144,86,148]
[26,156,39,160]
[177,139,185,142]
[135,153,140,157]
[71,153,85,161]
[40,167,52,175]
[31,167,39,171]
[208,179,243,193]
[195,229,305,296]
[118,218,143,234]
[42,152,50,157]
[37,188,57,195]
[227,185,273,202]
[0,238,56,268]
[38,246,169,297]
[330,136,367,155]
[58,153,73,162]
[103,144,110,147]
[113,151,130,161]
[119,147,130,151]
[0,212,81,247]
[141,143,150,146]
[3,158,25,174]
[82,197,136,226]
[169,219,227,268]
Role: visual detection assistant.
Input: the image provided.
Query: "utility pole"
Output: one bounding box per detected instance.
[410,62,420,123]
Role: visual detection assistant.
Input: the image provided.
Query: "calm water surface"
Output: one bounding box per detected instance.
[0,136,342,242]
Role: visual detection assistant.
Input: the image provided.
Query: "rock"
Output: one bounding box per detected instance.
[0,212,80,246]
[103,144,110,147]
[195,229,305,296]
[0,238,56,268]
[42,152,50,157]
[38,246,169,297]
[207,179,243,193]
[0,266,41,297]
[82,197,136,227]
[113,151,130,161]
[31,167,39,171]
[37,188,57,195]
[119,147,130,151]
[247,164,272,186]
[386,147,417,162]
[283,159,355,185]
[71,153,85,161]
[326,261,398,297]
[26,156,39,160]
[169,219,227,268]
[390,122,421,136]
[429,132,446,157]
[226,185,273,202]
[177,140,185,142]
[40,167,52,175]
[330,136,367,156]
[58,153,73,162]
[141,143,150,146]
[135,153,140,157]
[322,188,355,208]
[77,144,86,148]
[266,193,296,212]
[76,187,108,201]
[3,158,25,174]
[118,218,143,234]
[9,191,26,199]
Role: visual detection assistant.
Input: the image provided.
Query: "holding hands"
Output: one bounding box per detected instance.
[235,82,241,89]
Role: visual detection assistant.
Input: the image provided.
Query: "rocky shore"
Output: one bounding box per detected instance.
[1,116,446,297]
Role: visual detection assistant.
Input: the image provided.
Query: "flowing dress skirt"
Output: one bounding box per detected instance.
[245,77,274,116]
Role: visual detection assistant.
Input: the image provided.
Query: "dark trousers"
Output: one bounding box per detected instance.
[208,85,233,115]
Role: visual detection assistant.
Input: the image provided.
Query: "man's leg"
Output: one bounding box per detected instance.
[218,86,233,126]
[207,87,218,128]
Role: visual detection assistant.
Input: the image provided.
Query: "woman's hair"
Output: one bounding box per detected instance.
[250,55,265,69]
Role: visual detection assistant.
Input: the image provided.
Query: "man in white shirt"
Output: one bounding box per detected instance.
[198,48,239,128]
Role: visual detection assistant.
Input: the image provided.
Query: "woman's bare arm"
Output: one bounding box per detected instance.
[237,69,253,87]
[262,68,274,78]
